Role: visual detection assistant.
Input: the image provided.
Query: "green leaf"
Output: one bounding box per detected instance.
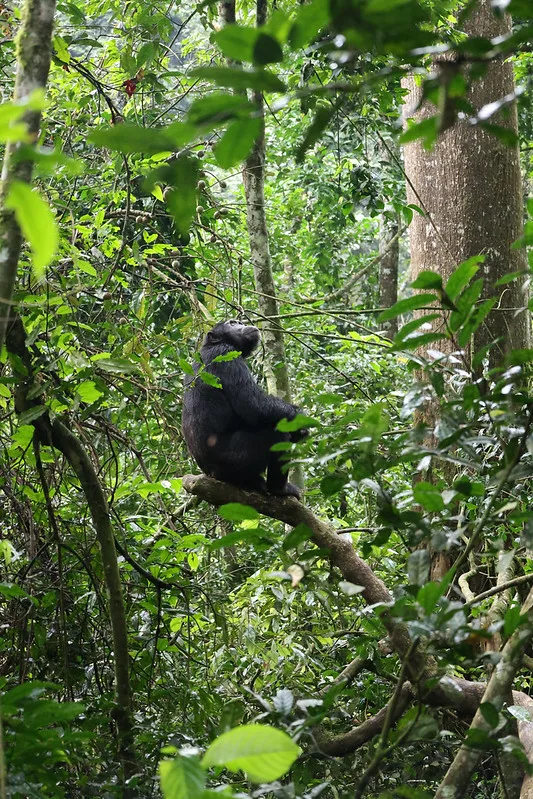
[18,406,46,425]
[90,122,194,153]
[77,381,104,403]
[0,582,30,599]
[253,32,284,65]
[215,116,262,169]
[479,122,518,147]
[199,372,222,389]
[445,256,483,302]
[400,116,438,148]
[12,425,34,448]
[96,358,139,374]
[296,103,337,163]
[457,298,496,347]
[5,182,59,275]
[393,314,440,343]
[289,0,329,48]
[282,523,313,550]
[180,359,194,375]
[218,503,260,522]
[187,93,255,127]
[212,350,241,362]
[506,348,533,365]
[504,604,522,638]
[417,580,447,614]
[165,156,200,235]
[202,724,301,782]
[0,101,31,144]
[214,25,260,62]
[277,414,316,432]
[407,549,430,585]
[413,481,445,512]
[479,702,500,729]
[160,754,205,799]
[410,271,442,290]
[494,270,527,286]
[378,293,438,322]
[191,66,286,92]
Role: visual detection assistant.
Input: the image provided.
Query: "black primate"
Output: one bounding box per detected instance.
[182,320,302,498]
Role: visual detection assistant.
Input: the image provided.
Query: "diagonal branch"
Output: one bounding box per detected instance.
[182,473,435,682]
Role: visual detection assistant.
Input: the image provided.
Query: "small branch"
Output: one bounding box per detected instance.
[301,225,406,306]
[464,572,533,610]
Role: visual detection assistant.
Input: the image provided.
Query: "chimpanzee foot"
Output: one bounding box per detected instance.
[268,482,301,500]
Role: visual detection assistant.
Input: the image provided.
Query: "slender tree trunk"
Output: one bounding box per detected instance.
[0,0,56,348]
[403,0,529,364]
[231,0,304,488]
[240,0,293,401]
[378,139,399,338]
[378,215,399,338]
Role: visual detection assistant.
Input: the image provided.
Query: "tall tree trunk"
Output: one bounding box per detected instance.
[403,0,529,364]
[378,215,399,338]
[0,0,56,348]
[233,0,304,489]
[378,139,400,338]
[241,0,294,403]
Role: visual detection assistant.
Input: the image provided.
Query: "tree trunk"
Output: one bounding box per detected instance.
[378,214,399,338]
[240,0,304,489]
[0,0,56,349]
[403,0,529,364]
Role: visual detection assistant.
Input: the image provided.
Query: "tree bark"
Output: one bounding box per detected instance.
[0,0,56,348]
[379,214,399,338]
[239,0,304,489]
[403,0,529,364]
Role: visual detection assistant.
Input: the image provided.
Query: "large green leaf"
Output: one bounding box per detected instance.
[5,181,59,275]
[89,122,194,153]
[202,724,301,782]
[378,293,438,321]
[218,503,260,522]
[289,0,329,48]
[165,156,200,235]
[192,66,286,92]
[215,116,262,168]
[214,25,260,62]
[445,256,484,302]
[187,93,255,127]
[160,754,205,799]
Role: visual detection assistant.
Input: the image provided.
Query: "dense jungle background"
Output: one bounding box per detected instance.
[1,0,533,796]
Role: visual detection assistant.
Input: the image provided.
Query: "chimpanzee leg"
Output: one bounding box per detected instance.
[266,437,301,499]
[207,429,278,491]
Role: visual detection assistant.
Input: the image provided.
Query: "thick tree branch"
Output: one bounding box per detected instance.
[182,473,435,682]
[184,474,533,790]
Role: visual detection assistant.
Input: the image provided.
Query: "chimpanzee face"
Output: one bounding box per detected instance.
[205,320,260,357]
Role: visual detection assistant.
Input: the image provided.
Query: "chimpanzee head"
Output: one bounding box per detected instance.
[204,320,260,358]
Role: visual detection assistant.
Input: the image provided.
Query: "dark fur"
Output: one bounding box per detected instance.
[182,320,302,498]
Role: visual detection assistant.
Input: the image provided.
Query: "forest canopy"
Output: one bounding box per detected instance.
[1,0,533,797]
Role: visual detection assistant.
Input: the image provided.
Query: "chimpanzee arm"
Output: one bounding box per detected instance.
[210,359,297,427]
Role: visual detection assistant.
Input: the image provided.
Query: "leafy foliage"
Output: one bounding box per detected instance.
[1,0,533,796]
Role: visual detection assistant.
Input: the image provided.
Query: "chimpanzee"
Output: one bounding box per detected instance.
[182,320,303,498]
